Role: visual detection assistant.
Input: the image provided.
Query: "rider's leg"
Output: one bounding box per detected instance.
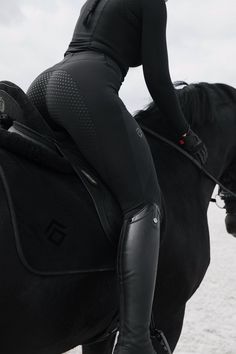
[113,202,160,354]
[27,54,161,354]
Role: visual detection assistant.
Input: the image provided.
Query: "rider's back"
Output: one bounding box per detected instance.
[65,0,142,74]
[64,0,190,138]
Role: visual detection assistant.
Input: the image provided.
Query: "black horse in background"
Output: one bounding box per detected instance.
[0,81,235,354]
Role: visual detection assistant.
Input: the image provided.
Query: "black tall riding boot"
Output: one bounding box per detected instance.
[113,203,160,354]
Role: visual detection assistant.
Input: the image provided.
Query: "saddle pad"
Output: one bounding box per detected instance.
[0,148,119,275]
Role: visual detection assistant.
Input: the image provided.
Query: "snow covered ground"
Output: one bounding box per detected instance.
[65,204,236,354]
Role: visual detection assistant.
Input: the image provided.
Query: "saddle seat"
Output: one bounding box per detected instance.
[0,80,122,275]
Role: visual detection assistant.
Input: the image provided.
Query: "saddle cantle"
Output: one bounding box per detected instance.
[0,80,122,275]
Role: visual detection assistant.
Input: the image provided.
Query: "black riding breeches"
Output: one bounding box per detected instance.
[27,51,161,217]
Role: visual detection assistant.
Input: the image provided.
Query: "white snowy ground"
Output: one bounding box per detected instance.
[65,204,236,354]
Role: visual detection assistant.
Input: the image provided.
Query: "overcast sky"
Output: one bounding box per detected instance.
[0,0,235,113]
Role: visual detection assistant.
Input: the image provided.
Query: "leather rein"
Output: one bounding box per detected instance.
[139,124,236,203]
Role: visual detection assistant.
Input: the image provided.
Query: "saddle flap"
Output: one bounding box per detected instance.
[0,147,118,275]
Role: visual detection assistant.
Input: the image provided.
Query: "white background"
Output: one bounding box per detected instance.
[0,0,236,113]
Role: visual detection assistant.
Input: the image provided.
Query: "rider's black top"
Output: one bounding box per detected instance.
[65,0,189,137]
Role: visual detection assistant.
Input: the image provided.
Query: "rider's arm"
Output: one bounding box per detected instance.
[141,0,189,138]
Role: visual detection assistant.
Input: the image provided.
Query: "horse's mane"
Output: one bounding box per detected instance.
[135,82,236,125]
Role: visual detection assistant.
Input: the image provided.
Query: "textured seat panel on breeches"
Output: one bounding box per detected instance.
[46,70,99,159]
[27,72,53,126]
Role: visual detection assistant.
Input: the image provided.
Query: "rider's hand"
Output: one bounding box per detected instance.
[178,128,208,165]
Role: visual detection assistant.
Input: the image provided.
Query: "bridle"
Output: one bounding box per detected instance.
[139,124,236,204]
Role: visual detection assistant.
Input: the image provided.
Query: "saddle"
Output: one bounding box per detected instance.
[0,81,122,275]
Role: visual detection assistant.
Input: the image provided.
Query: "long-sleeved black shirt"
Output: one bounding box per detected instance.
[65,0,189,137]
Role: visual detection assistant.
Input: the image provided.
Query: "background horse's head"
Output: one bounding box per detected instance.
[219,158,236,238]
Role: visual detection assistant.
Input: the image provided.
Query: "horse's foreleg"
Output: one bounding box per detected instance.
[82,332,117,354]
[151,305,186,353]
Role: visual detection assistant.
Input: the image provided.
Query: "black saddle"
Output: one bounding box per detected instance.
[0,80,122,275]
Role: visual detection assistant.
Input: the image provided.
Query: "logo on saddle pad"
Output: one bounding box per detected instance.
[45,219,67,246]
[0,96,5,113]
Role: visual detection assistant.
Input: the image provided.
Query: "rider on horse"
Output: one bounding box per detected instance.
[27,0,207,353]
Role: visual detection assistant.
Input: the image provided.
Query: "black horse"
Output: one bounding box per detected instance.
[0,81,235,354]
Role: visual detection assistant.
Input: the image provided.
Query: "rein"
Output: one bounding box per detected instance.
[139,124,236,203]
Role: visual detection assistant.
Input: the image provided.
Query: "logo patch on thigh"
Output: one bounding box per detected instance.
[136,127,143,138]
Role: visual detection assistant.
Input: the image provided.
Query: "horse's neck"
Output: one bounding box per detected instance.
[141,104,236,213]
[138,84,236,242]
[158,150,213,212]
[144,123,216,216]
